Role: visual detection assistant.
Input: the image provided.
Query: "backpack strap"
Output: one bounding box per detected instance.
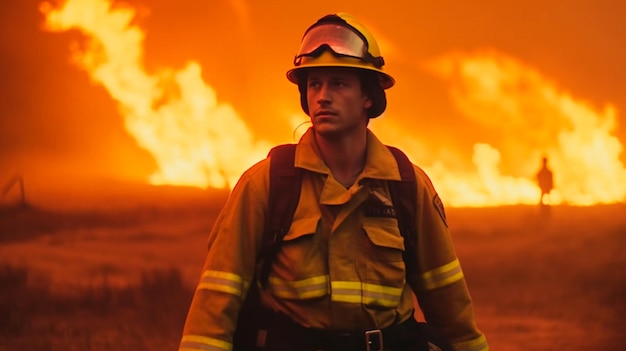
[386,146,418,276]
[259,144,302,286]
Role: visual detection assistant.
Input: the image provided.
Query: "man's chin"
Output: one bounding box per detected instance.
[312,125,342,140]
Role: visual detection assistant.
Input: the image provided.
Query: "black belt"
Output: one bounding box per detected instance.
[261,311,420,351]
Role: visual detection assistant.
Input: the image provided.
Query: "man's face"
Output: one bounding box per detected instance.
[305,67,372,138]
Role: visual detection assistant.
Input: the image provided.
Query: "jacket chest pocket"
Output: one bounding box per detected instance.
[359,218,406,308]
[268,216,330,300]
[362,218,405,262]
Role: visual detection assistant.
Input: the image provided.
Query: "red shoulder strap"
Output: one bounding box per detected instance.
[259,144,302,285]
[386,146,418,275]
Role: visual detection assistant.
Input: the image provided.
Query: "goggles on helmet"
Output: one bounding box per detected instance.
[293,23,385,68]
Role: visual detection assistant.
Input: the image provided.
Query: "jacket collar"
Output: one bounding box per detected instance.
[294,128,403,182]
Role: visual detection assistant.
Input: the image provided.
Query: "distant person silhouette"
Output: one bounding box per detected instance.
[536,156,554,205]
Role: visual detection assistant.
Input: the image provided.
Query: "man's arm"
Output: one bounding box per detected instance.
[179,161,270,351]
[407,166,489,351]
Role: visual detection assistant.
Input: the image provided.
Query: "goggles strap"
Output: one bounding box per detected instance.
[293,46,384,68]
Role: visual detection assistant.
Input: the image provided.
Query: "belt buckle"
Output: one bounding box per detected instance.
[365,329,383,351]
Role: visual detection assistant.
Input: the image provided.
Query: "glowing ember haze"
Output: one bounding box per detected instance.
[40,0,626,207]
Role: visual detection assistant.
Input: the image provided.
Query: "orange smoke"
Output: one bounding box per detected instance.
[40,0,625,207]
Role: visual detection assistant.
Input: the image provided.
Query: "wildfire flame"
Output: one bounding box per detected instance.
[421,51,626,206]
[40,0,271,189]
[41,0,625,207]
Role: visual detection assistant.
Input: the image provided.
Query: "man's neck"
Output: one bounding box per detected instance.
[314,129,368,188]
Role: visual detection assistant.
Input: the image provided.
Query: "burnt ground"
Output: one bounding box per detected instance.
[0,189,625,350]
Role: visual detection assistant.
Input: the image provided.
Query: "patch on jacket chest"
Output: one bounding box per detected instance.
[365,204,397,218]
[364,189,397,218]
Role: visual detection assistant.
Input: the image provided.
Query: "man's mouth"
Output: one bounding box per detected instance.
[315,110,336,117]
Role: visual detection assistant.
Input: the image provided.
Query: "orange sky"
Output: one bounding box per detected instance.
[1,0,625,206]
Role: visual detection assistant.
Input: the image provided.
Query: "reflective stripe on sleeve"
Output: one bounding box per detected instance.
[269,275,329,299]
[331,281,403,307]
[451,334,489,351]
[179,334,232,351]
[197,270,246,297]
[421,259,464,290]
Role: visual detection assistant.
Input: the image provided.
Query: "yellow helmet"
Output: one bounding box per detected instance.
[286,13,395,118]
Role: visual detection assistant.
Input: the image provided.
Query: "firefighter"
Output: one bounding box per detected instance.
[536,156,554,206]
[179,13,489,351]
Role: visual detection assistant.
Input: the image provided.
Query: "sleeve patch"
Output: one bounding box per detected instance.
[433,194,448,227]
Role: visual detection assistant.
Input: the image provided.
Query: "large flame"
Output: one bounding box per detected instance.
[40,0,271,189]
[41,0,625,207]
[420,51,626,206]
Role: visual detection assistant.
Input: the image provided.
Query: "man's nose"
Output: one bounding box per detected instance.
[316,83,331,104]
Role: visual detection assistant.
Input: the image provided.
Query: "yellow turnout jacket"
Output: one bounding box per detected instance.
[180,128,488,351]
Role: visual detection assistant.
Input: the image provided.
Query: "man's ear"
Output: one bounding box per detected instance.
[364,95,373,110]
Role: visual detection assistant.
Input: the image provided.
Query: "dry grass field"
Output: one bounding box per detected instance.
[1,184,625,350]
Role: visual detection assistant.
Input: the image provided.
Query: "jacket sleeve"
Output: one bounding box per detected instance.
[179,160,270,351]
[407,166,489,351]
